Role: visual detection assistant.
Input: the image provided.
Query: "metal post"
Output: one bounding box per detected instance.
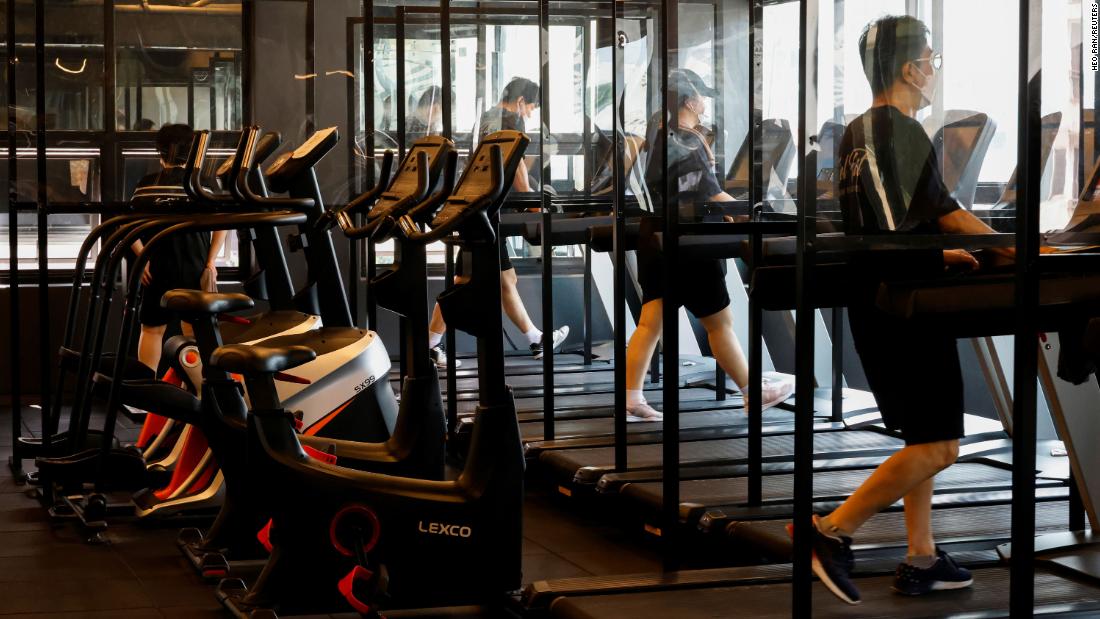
[583,241,593,364]
[540,0,556,442]
[6,0,22,481]
[363,2,377,329]
[346,18,361,323]
[441,0,452,139]
[661,0,681,571]
[305,0,316,135]
[831,307,844,423]
[395,7,408,385]
[441,0,457,443]
[793,0,819,613]
[746,0,764,510]
[396,7,407,159]
[242,0,254,124]
[1009,0,1041,615]
[35,0,50,449]
[612,0,627,473]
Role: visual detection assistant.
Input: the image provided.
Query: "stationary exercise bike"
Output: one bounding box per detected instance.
[159,133,457,577]
[212,130,528,617]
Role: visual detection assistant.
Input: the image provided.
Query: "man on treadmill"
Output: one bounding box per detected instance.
[799,15,1016,604]
[427,77,569,367]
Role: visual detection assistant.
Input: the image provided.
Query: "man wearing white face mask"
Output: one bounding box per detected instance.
[794,15,1016,605]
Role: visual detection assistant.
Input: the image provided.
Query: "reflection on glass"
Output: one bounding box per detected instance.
[115,1,242,131]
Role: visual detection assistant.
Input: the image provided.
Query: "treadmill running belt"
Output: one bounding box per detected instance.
[539,431,903,482]
[619,462,1015,511]
[548,567,1100,618]
[727,500,1068,549]
[461,387,735,415]
[521,407,791,442]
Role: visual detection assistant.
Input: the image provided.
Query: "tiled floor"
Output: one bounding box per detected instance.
[0,408,661,617]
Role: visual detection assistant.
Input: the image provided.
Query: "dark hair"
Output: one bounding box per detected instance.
[858,15,930,96]
[416,86,443,111]
[501,77,540,107]
[156,123,194,166]
[132,118,156,131]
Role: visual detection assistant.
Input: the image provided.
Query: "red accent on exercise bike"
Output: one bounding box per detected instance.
[337,565,376,616]
[217,313,253,326]
[303,399,352,436]
[153,428,211,499]
[274,371,311,385]
[329,505,382,558]
[257,519,274,553]
[134,367,184,449]
[302,444,338,465]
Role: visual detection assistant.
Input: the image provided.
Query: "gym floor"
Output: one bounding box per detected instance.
[0,406,661,617]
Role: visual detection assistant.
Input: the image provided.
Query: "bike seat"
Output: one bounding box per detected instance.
[162,289,255,315]
[210,344,316,375]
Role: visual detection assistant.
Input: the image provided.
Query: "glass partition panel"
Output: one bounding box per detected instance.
[403,14,444,152]
[43,0,105,131]
[116,17,243,134]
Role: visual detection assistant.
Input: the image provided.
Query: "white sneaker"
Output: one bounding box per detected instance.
[531,326,570,360]
[626,400,663,423]
[745,379,794,412]
[429,344,462,369]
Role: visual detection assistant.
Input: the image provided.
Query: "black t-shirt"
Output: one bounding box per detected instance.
[838,105,961,291]
[135,167,212,285]
[644,115,723,215]
[478,106,524,140]
[838,105,960,235]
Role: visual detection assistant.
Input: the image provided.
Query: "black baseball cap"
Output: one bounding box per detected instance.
[669,68,718,98]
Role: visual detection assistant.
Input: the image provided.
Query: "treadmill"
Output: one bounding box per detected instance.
[525,114,1010,493]
[535,246,1100,619]
[479,120,811,452]
[585,111,1068,543]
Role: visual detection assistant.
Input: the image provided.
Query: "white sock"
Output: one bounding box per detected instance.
[626,389,645,408]
[428,331,444,349]
[524,327,543,345]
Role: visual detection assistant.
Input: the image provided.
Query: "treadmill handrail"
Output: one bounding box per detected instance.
[231,127,316,212]
[338,150,396,218]
[398,144,505,244]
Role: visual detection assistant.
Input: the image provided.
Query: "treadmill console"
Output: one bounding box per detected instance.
[369,135,454,222]
[431,130,529,228]
[264,126,340,192]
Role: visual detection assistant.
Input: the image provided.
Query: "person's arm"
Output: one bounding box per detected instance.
[514,158,533,193]
[206,230,228,272]
[937,208,1015,263]
[131,239,153,286]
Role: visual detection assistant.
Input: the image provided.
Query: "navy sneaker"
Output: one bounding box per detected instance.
[787,515,861,605]
[893,548,973,596]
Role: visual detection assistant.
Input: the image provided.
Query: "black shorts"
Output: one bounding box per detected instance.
[638,243,730,319]
[140,266,204,327]
[455,238,512,276]
[848,301,965,445]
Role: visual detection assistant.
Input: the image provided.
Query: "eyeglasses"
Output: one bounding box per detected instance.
[912,52,943,70]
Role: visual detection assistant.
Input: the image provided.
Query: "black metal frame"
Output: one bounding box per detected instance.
[5,0,328,472]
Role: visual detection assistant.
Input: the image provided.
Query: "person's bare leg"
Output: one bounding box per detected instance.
[822,439,958,536]
[623,300,664,419]
[137,324,168,373]
[903,477,936,557]
[429,304,447,336]
[500,267,536,334]
[627,300,663,391]
[697,306,749,388]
